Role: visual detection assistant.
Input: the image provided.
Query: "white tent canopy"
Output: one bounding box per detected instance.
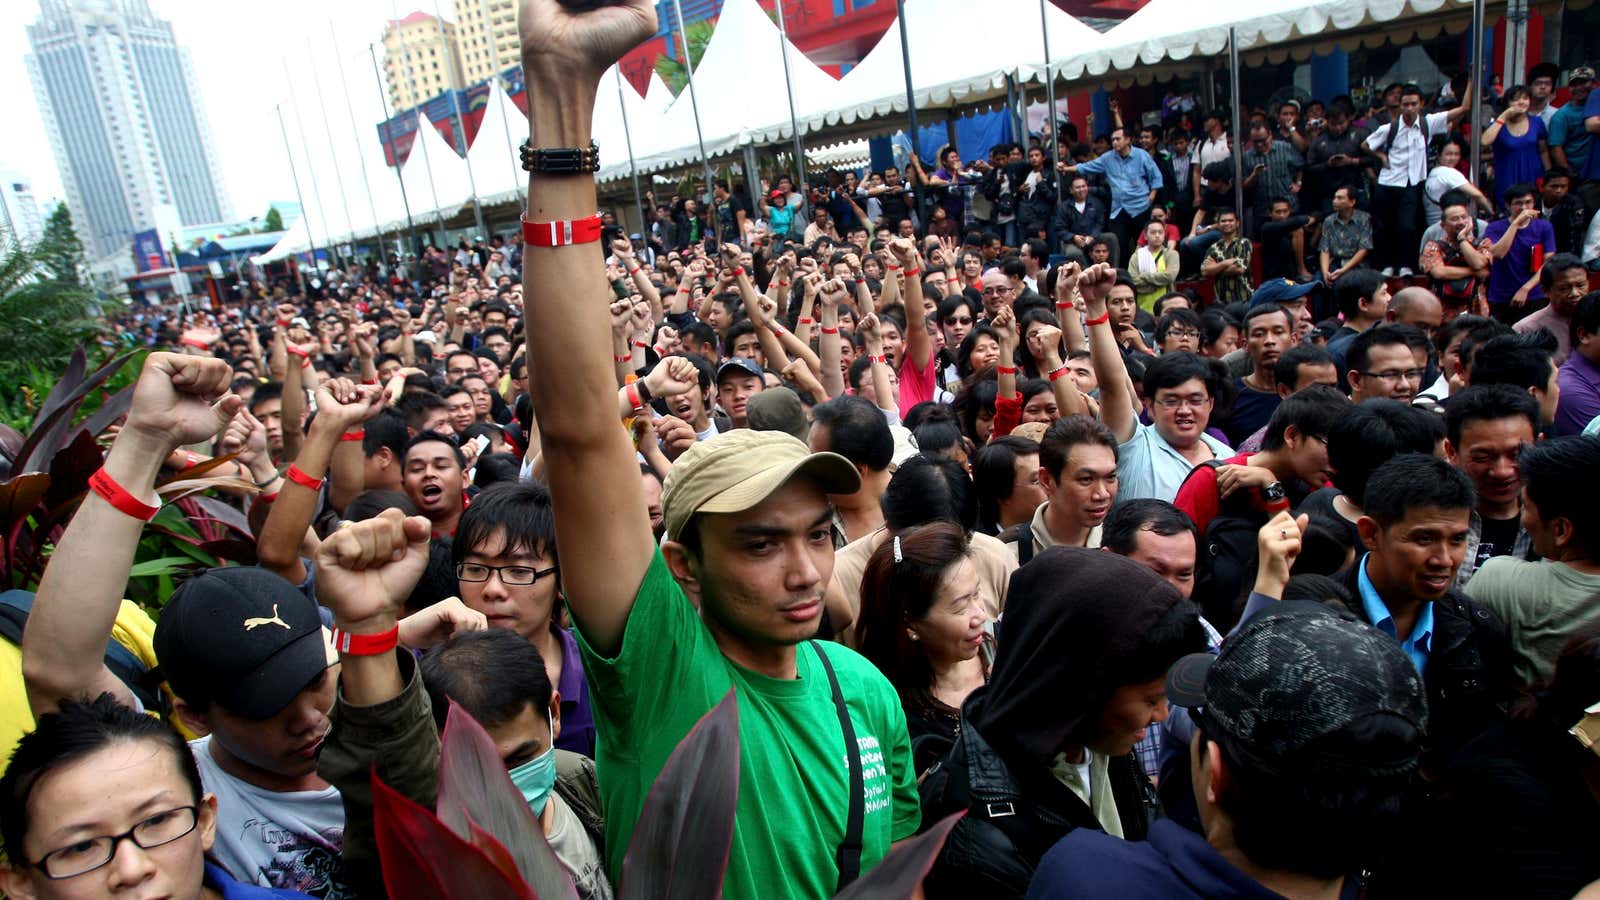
[467,82,529,207]
[1045,0,1485,78]
[592,62,661,174]
[399,116,474,231]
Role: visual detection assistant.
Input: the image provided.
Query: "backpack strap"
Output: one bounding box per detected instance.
[1015,522,1034,566]
[811,641,864,891]
[0,591,165,714]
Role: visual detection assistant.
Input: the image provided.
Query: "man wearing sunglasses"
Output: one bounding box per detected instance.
[452,480,594,758]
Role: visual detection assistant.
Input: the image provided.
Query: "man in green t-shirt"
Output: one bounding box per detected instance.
[515,4,921,896]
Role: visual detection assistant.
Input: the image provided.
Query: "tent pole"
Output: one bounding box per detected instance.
[1228,26,1244,227]
[335,28,389,258]
[773,0,810,222]
[1040,0,1063,202]
[390,0,446,241]
[1469,0,1486,188]
[894,0,924,223]
[479,0,523,201]
[284,59,336,268]
[615,68,650,240]
[307,38,360,261]
[671,0,717,205]
[431,0,487,238]
[369,42,420,255]
[276,103,322,278]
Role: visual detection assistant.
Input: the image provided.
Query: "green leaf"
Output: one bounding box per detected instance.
[127,557,197,577]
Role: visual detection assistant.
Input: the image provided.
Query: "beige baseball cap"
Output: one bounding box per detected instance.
[662,429,860,542]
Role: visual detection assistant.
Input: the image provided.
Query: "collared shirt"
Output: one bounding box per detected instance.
[1242,140,1303,209]
[1076,148,1164,218]
[1357,553,1435,674]
[1365,110,1452,186]
[1205,235,1254,306]
[1318,209,1374,262]
[1116,422,1234,503]
[1015,500,1102,561]
[1196,134,1231,183]
[555,625,596,757]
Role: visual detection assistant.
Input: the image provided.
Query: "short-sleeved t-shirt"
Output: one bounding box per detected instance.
[191,737,347,897]
[1116,423,1234,503]
[897,349,940,417]
[1483,217,1556,305]
[576,550,921,898]
[1466,557,1600,687]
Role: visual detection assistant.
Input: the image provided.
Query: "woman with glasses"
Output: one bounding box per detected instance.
[0,693,310,898]
[452,481,594,757]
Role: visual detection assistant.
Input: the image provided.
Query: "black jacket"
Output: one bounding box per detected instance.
[919,710,1152,899]
[1052,196,1108,249]
[1335,566,1513,764]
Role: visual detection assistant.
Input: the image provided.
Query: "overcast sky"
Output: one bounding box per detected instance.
[2,0,442,222]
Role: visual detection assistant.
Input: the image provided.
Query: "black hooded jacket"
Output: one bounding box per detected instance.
[919,547,1203,898]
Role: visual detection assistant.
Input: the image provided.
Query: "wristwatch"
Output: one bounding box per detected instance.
[1262,481,1289,511]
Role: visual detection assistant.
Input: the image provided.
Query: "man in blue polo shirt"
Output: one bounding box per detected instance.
[1065,127,1165,268]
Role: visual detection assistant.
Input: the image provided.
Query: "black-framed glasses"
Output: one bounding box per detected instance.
[34,806,198,879]
[1360,368,1426,384]
[456,563,558,586]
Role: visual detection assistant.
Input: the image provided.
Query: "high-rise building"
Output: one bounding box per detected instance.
[0,170,46,245]
[452,0,517,86]
[25,0,230,280]
[382,11,465,112]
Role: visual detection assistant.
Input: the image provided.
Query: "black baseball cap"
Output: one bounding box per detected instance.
[1166,602,1427,775]
[154,567,333,719]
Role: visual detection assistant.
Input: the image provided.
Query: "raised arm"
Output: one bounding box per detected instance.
[614,238,663,323]
[1031,323,1089,419]
[24,354,242,716]
[897,240,933,370]
[816,275,848,399]
[519,0,660,656]
[855,313,898,418]
[1080,265,1137,442]
[1052,262,1088,355]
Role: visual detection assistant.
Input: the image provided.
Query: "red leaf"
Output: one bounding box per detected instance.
[0,473,51,524]
[831,811,965,899]
[44,430,104,511]
[372,770,535,900]
[466,816,527,884]
[618,690,740,900]
[439,701,580,900]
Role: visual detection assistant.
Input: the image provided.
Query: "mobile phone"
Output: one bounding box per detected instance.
[470,434,491,457]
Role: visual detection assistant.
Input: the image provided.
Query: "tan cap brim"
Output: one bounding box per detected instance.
[669,451,860,540]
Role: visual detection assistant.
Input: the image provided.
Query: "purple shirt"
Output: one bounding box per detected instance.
[1555,351,1600,437]
[1482,217,1556,305]
[555,625,596,757]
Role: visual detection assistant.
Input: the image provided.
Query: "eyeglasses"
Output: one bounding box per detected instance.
[456,563,558,585]
[1361,368,1426,384]
[34,806,198,879]
[1154,393,1211,410]
[945,316,974,326]
[981,286,1015,297]
[1163,328,1201,339]
[447,367,478,377]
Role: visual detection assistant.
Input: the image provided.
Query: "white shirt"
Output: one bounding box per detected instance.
[1423,164,1468,225]
[1197,135,1231,184]
[1584,209,1600,265]
[1366,111,1451,187]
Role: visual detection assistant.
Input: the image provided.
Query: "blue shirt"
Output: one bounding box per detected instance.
[1116,422,1234,503]
[1584,90,1600,182]
[1357,553,1435,674]
[1075,147,1165,218]
[1549,101,1593,173]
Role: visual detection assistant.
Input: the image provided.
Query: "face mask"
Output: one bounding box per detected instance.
[507,720,557,816]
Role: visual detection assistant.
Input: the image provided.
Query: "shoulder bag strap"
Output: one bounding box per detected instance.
[1015,522,1034,565]
[810,640,864,891]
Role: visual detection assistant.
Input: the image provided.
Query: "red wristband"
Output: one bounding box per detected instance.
[869,354,887,364]
[614,353,632,363]
[181,451,202,469]
[362,378,379,386]
[798,317,814,325]
[1055,301,1075,309]
[628,266,641,275]
[89,468,160,521]
[732,267,746,277]
[340,429,365,442]
[904,267,921,278]
[820,326,840,335]
[180,337,210,350]
[285,345,308,359]
[625,382,643,412]
[257,491,279,503]
[330,624,400,656]
[996,365,1018,375]
[522,213,603,247]
[1084,311,1111,327]
[1047,364,1071,382]
[284,464,324,491]
[632,340,648,350]
[277,318,292,327]
[773,325,788,336]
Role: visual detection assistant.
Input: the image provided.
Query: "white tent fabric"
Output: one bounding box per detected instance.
[1046,0,1480,78]
[399,116,473,228]
[592,63,661,174]
[251,213,313,265]
[467,82,529,207]
[598,0,838,178]
[643,70,674,114]
[800,0,1102,132]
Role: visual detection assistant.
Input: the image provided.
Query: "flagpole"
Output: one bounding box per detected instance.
[276,103,322,276]
[389,0,447,239]
[1040,0,1063,201]
[369,42,421,255]
[773,0,809,218]
[284,59,337,267]
[670,0,717,203]
[306,38,361,259]
[894,0,924,220]
[478,0,523,202]
[615,67,649,236]
[431,0,487,237]
[334,28,391,257]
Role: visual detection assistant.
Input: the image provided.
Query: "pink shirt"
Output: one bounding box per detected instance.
[897,350,939,417]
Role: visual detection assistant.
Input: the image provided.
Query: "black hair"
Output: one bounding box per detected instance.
[1326,401,1426,501]
[1201,309,1241,352]
[679,321,719,354]
[1519,436,1600,558]
[1039,415,1119,480]
[1143,351,1219,399]
[439,382,470,402]
[912,420,966,464]
[1539,252,1586,292]
[856,522,973,716]
[956,326,1004,381]
[1362,453,1476,528]
[344,489,418,522]
[1503,182,1536,205]
[904,401,958,433]
[1,694,202,866]
[1272,343,1334,390]
[937,293,980,326]
[1101,499,1198,556]
[1433,313,1495,357]
[1574,292,1600,350]
[405,430,465,468]
[396,391,449,432]
[452,481,558,572]
[973,435,1040,534]
[1347,325,1420,377]
[1242,302,1292,335]
[248,381,283,414]
[1280,572,1355,606]
[473,452,523,489]
[421,629,553,732]
[722,319,758,356]
[1114,599,1207,691]
[1261,385,1347,451]
[1292,518,1357,579]
[1201,713,1420,879]
[881,454,977,535]
[1155,308,1203,347]
[811,396,894,471]
[1334,269,1386,321]
[363,408,410,460]
[1444,383,1540,446]
[1470,332,1555,393]
[955,378,999,444]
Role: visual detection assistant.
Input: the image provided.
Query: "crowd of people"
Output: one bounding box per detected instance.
[5,2,1600,899]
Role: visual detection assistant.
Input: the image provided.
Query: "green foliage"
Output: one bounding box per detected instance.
[38,203,86,287]
[654,19,715,95]
[0,228,102,406]
[263,205,285,233]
